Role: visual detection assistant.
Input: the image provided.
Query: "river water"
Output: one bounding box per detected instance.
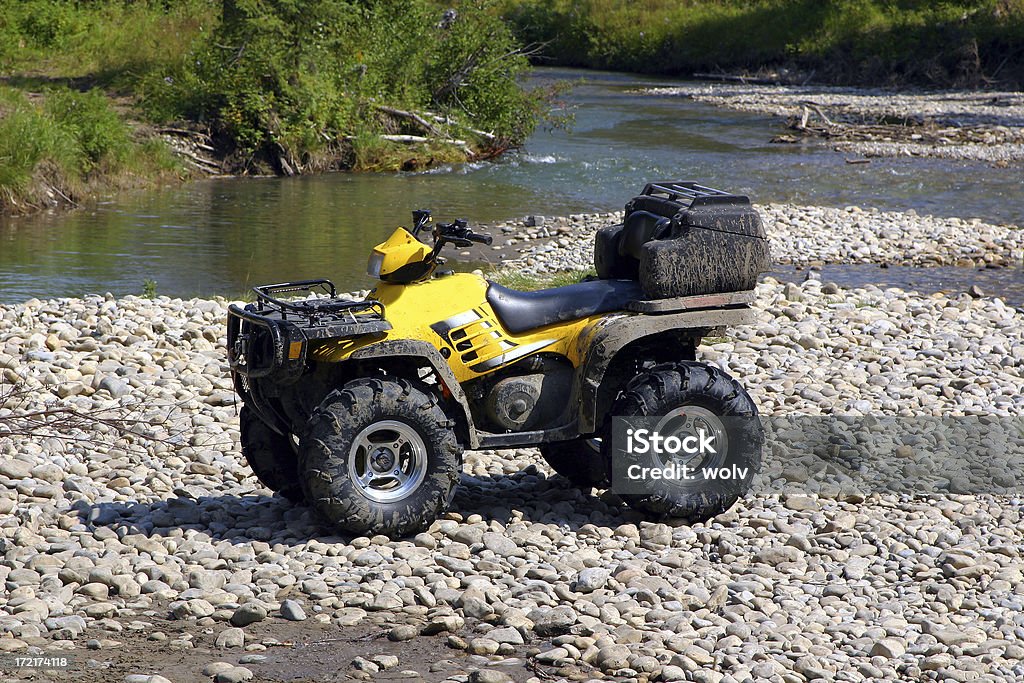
[1,68,1022,303]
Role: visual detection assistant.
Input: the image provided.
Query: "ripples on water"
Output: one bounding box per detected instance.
[0,68,1021,301]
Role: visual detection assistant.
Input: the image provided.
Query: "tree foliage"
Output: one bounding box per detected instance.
[502,0,1024,87]
[143,0,541,166]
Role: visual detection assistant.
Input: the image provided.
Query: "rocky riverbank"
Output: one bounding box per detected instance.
[2,206,1024,682]
[499,204,1024,272]
[640,84,1024,164]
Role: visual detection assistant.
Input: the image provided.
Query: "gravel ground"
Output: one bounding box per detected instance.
[640,83,1024,163]
[501,204,1023,273]
[2,206,1024,683]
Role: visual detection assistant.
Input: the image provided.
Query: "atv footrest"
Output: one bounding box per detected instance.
[626,289,756,313]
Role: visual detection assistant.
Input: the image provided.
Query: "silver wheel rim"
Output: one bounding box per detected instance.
[653,405,728,471]
[348,420,428,503]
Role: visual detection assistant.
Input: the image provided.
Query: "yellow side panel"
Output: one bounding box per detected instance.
[310,273,619,382]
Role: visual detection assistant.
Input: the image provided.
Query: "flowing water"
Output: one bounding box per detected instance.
[1,68,1022,303]
[770,264,1024,311]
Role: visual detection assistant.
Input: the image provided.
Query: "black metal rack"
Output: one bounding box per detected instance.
[640,181,750,208]
[227,279,391,380]
[248,279,389,339]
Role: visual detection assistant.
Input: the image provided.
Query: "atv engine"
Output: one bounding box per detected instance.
[474,355,573,432]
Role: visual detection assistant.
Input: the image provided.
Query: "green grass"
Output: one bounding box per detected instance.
[348,128,469,173]
[0,89,77,200]
[501,0,1024,87]
[491,267,596,290]
[0,1,549,210]
[0,2,205,212]
[0,1,553,213]
[137,0,543,170]
[0,86,181,212]
[0,0,214,86]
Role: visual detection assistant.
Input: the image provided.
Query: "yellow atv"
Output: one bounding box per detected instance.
[227,181,770,537]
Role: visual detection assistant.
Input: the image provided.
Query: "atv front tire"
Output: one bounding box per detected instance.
[540,438,609,487]
[298,378,461,538]
[610,362,762,521]
[239,406,304,502]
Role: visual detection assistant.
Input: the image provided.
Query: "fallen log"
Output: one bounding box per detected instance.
[692,72,781,85]
[378,134,472,154]
[176,149,221,171]
[375,105,445,138]
[425,112,497,141]
[158,127,213,141]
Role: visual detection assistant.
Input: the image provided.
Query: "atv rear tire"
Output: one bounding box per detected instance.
[539,439,609,487]
[239,406,304,502]
[609,362,761,521]
[298,377,461,538]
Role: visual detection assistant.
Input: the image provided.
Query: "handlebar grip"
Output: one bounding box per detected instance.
[468,231,493,246]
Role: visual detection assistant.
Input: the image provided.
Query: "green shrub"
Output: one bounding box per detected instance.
[142,0,542,167]
[0,1,216,84]
[0,89,78,197]
[425,2,540,143]
[1,0,548,200]
[12,0,76,49]
[501,0,1024,87]
[0,86,181,210]
[44,89,132,171]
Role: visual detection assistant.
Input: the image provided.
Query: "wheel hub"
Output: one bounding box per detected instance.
[348,420,428,503]
[371,448,396,471]
[654,405,728,471]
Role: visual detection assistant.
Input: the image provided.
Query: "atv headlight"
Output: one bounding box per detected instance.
[367,251,385,279]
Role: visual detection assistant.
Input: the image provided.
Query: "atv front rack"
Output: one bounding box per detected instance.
[249,279,388,333]
[228,279,391,381]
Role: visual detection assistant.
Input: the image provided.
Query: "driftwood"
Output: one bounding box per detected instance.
[342,133,473,155]
[160,127,224,175]
[805,103,834,126]
[49,185,79,207]
[273,142,296,176]
[0,377,210,453]
[786,105,944,144]
[377,105,497,145]
[793,104,837,132]
[692,72,781,85]
[159,102,505,176]
[375,105,445,138]
[379,134,472,154]
[426,112,496,141]
[782,102,1023,150]
[158,127,213,141]
[177,148,221,171]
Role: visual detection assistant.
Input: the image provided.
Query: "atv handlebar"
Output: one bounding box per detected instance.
[464,229,493,246]
[439,218,493,246]
[410,210,492,246]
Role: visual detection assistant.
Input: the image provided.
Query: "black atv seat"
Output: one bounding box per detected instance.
[486,279,644,334]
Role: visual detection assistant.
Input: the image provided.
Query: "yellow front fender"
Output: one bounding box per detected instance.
[310,273,613,383]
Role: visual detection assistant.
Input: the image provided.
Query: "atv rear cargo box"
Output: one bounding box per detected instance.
[595,181,770,298]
